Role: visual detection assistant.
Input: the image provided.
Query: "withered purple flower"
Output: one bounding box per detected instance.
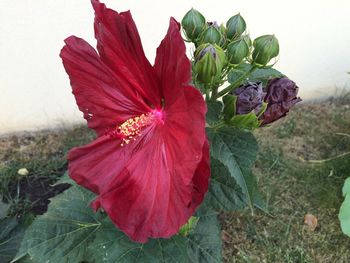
[261,77,301,125]
[233,82,265,114]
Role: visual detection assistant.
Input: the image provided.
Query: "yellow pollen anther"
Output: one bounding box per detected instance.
[117,113,153,146]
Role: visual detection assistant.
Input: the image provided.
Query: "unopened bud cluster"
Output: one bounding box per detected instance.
[182,9,280,86]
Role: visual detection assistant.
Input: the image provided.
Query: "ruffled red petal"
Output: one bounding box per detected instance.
[154,18,192,107]
[60,36,150,136]
[91,0,161,108]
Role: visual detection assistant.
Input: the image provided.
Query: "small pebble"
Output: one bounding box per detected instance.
[304,213,318,231]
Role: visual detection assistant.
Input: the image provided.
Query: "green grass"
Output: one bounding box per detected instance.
[1,97,350,262]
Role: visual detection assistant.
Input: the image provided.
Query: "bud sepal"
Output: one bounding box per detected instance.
[222,82,267,129]
[178,216,200,236]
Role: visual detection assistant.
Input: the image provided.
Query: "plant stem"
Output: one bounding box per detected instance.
[209,120,226,130]
[205,88,210,101]
[210,86,218,101]
[217,66,257,97]
[308,152,350,164]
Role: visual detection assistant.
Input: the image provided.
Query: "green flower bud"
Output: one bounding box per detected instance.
[252,35,279,67]
[181,8,206,41]
[219,23,226,36]
[226,13,246,39]
[194,44,227,84]
[200,25,223,45]
[226,37,250,65]
[242,34,252,48]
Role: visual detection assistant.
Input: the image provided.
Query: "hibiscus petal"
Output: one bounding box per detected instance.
[154,18,192,107]
[91,140,209,243]
[68,85,209,242]
[68,135,129,195]
[191,141,210,210]
[91,0,161,108]
[163,86,208,184]
[60,36,150,136]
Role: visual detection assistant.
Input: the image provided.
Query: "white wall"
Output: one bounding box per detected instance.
[1,0,349,133]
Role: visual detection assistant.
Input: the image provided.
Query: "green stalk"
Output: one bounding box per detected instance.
[210,86,218,101]
[205,87,210,101]
[217,66,256,97]
[209,120,226,130]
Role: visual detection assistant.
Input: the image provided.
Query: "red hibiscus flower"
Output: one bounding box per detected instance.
[60,0,210,243]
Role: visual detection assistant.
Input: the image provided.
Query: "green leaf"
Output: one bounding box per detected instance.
[340,177,350,237]
[227,63,252,84]
[207,127,260,211]
[88,218,188,263]
[222,95,237,120]
[227,63,284,86]
[340,195,350,237]
[206,157,267,212]
[14,177,222,263]
[88,209,222,263]
[229,112,260,130]
[0,218,25,263]
[249,67,284,86]
[205,158,246,210]
[243,170,268,213]
[52,171,74,186]
[187,208,222,263]
[342,177,350,196]
[0,195,10,219]
[206,101,223,125]
[13,185,100,263]
[17,256,35,263]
